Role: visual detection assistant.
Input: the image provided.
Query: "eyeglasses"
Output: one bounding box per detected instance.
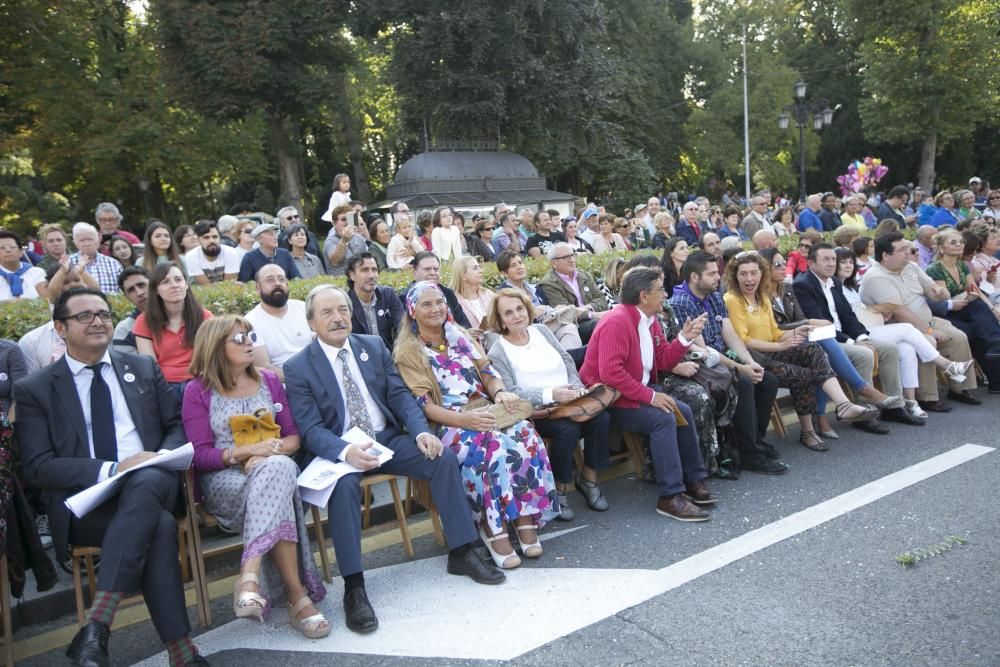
[989,196,1000,201]
[285,214,299,221]
[63,310,113,324]
[772,261,786,268]
[551,254,576,261]
[229,331,259,345]
[799,243,813,249]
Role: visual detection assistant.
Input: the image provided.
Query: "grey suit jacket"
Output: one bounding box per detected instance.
[486,325,583,406]
[283,334,430,465]
[12,350,184,556]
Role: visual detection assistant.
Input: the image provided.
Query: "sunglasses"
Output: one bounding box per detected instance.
[229,331,259,345]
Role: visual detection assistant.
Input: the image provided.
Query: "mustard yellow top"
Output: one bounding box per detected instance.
[723,291,783,343]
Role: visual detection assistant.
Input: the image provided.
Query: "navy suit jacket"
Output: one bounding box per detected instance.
[792,270,868,342]
[675,220,703,245]
[283,334,430,466]
[12,350,184,557]
[349,286,404,350]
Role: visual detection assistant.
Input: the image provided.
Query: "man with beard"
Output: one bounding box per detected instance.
[346,253,404,351]
[112,266,150,354]
[244,264,311,380]
[185,221,241,284]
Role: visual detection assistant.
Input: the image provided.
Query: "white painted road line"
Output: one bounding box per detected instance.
[136,444,994,664]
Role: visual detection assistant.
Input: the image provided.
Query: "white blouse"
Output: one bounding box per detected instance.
[498,327,569,404]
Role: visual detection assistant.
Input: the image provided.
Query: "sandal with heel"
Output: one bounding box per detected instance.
[514,525,543,558]
[799,430,829,452]
[233,572,266,621]
[480,525,521,570]
[834,401,879,422]
[289,594,331,639]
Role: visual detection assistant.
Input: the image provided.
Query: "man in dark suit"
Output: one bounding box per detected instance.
[13,287,206,667]
[347,252,404,351]
[399,252,472,328]
[792,243,918,429]
[875,185,911,227]
[284,285,503,635]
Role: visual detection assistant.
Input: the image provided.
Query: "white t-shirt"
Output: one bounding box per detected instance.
[0,266,46,300]
[185,245,241,283]
[244,300,312,367]
[497,327,568,403]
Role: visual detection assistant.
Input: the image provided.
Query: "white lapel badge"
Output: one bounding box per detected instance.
[359,349,370,362]
[123,372,136,383]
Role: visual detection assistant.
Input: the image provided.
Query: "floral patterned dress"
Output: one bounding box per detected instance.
[418,346,558,532]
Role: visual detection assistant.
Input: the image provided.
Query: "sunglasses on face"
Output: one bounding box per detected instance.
[229,331,259,345]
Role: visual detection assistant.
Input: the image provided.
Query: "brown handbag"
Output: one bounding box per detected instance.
[461,398,534,430]
[531,384,621,423]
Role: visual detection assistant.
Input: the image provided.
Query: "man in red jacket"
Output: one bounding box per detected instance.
[580,266,716,522]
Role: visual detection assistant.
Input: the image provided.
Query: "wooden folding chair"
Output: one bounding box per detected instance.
[1,555,12,667]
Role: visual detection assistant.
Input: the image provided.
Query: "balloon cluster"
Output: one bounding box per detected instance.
[836,157,889,197]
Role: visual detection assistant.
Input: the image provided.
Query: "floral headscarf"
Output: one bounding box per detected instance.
[404,281,481,359]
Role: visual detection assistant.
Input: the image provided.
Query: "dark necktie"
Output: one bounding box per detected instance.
[87,363,118,461]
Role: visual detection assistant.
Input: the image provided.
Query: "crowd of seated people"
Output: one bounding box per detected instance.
[3,182,1000,665]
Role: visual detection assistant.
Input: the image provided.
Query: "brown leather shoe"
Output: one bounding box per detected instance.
[656,494,710,522]
[684,480,718,505]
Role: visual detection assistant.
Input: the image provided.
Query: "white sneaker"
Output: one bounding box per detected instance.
[905,399,928,420]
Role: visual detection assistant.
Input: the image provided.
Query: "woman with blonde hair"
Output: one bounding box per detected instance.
[449,255,495,332]
[394,282,557,569]
[182,315,328,637]
[599,256,626,306]
[234,218,257,257]
[651,211,676,249]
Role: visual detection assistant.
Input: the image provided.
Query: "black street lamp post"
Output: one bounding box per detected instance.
[778,80,834,203]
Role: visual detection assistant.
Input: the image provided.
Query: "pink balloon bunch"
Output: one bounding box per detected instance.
[837,157,890,197]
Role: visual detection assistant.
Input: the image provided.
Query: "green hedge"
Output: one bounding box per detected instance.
[2,228,907,342]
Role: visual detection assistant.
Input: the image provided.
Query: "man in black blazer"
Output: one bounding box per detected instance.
[13,287,206,666]
[792,244,918,428]
[284,285,503,635]
[347,253,404,351]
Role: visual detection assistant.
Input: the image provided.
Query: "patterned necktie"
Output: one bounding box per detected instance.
[87,363,118,461]
[338,349,375,437]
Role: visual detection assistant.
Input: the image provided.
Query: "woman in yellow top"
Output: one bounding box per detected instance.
[722,252,878,451]
[839,195,868,231]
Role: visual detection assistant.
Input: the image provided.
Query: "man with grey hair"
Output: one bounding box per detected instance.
[276,205,325,270]
[751,229,778,251]
[244,264,311,380]
[798,194,824,232]
[71,222,123,293]
[914,224,936,269]
[284,284,505,633]
[579,266,716,521]
[537,242,608,342]
[95,202,140,247]
[740,196,772,237]
[217,214,241,248]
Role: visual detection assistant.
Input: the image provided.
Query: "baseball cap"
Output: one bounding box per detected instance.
[970,177,982,184]
[581,205,599,221]
[251,223,280,239]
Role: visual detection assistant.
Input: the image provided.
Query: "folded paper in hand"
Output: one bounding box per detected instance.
[64,443,195,519]
[808,324,837,342]
[297,427,394,508]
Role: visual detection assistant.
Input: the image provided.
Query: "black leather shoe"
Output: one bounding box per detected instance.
[759,441,782,460]
[947,390,982,405]
[66,620,110,667]
[185,657,211,666]
[343,587,378,634]
[742,458,790,475]
[852,419,890,435]
[880,407,926,426]
[917,399,952,413]
[447,548,506,585]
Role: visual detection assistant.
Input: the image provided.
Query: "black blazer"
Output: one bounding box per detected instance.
[12,350,184,557]
[399,282,472,329]
[283,335,430,467]
[792,270,869,342]
[349,286,405,351]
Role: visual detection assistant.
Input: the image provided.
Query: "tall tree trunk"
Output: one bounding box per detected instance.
[331,71,372,203]
[918,127,937,194]
[265,110,305,216]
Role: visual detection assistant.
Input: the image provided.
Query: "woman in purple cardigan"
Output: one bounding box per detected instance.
[182,315,329,639]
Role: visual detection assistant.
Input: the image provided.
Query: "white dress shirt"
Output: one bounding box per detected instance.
[317,337,388,460]
[636,308,656,386]
[814,272,843,331]
[64,351,145,481]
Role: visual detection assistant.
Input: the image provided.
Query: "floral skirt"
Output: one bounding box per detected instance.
[438,418,559,532]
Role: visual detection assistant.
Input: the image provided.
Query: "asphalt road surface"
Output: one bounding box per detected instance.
[16,391,1000,667]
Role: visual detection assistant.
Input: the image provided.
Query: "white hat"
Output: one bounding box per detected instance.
[250,223,279,239]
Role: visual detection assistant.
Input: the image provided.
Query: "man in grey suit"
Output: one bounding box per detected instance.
[284,285,504,635]
[13,287,206,667]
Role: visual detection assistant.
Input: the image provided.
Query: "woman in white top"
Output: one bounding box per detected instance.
[430,207,464,261]
[386,215,421,270]
[982,191,1000,222]
[486,288,610,521]
[321,173,352,223]
[449,256,494,334]
[589,214,628,253]
[835,247,970,419]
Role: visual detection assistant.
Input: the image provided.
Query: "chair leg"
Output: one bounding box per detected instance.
[387,478,414,558]
[177,523,190,583]
[622,433,646,476]
[1,555,13,667]
[770,403,787,438]
[310,505,332,584]
[72,552,86,625]
[362,484,373,529]
[181,519,210,628]
[84,553,97,613]
[414,480,445,546]
[404,478,413,517]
